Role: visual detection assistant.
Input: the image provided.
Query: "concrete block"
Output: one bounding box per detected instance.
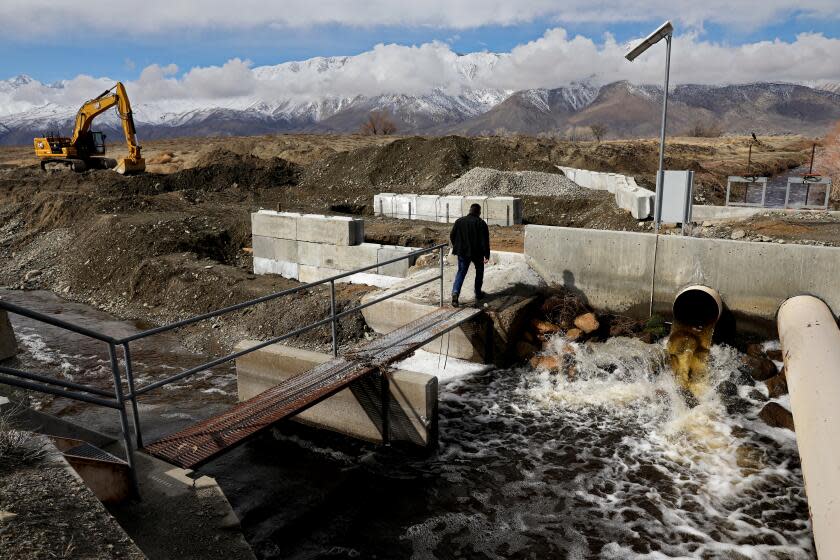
[462,196,488,218]
[0,310,16,361]
[615,186,654,219]
[486,196,523,226]
[252,235,298,263]
[298,242,381,270]
[296,214,364,246]
[374,193,396,217]
[251,211,299,240]
[415,195,440,222]
[437,196,464,224]
[378,245,418,278]
[235,342,437,446]
[253,257,299,279]
[393,194,418,220]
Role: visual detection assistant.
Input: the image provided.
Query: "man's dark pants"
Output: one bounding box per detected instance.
[452,255,484,296]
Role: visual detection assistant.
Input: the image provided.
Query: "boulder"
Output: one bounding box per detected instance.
[530,355,560,371]
[739,354,778,382]
[573,312,600,334]
[765,369,788,398]
[0,311,16,362]
[565,328,583,341]
[758,402,795,431]
[531,319,562,335]
[745,343,766,358]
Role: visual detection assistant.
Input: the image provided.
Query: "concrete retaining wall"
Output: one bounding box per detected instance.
[374,194,522,226]
[558,166,654,219]
[524,225,840,326]
[235,342,437,447]
[0,310,16,361]
[692,205,840,223]
[251,210,411,286]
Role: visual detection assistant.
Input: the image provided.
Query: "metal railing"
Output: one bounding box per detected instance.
[0,243,448,484]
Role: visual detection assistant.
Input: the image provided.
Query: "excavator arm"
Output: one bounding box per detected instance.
[70,82,144,174]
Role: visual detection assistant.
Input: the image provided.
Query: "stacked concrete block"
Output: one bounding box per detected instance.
[437,195,464,223]
[462,196,488,218]
[296,214,364,246]
[394,194,418,220]
[378,245,418,277]
[558,166,654,219]
[486,197,523,226]
[374,193,397,217]
[415,195,440,222]
[252,210,418,286]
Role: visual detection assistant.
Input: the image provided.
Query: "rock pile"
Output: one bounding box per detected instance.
[442,167,592,198]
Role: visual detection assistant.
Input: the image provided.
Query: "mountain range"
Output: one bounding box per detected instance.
[1,54,839,145]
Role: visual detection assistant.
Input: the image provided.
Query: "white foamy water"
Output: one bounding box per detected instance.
[400,336,813,559]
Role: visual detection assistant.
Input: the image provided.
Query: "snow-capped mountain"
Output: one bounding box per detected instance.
[1,51,839,144]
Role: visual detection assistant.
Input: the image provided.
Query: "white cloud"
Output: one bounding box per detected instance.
[0,0,837,36]
[2,29,839,119]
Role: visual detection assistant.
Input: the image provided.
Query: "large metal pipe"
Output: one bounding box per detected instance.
[777,295,840,559]
[672,284,722,328]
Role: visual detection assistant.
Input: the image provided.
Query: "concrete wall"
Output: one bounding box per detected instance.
[0,310,16,361]
[524,225,840,325]
[374,193,523,226]
[692,205,840,223]
[558,166,654,219]
[235,342,437,447]
[251,210,410,287]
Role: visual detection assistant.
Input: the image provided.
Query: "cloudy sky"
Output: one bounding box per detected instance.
[1,0,839,110]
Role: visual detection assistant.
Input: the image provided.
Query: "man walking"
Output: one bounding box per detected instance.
[449,203,490,307]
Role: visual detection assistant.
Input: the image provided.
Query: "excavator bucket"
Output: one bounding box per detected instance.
[115,157,145,175]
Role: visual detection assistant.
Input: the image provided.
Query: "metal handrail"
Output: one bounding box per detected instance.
[0,241,449,477]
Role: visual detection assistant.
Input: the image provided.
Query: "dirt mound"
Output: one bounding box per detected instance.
[301,136,561,195]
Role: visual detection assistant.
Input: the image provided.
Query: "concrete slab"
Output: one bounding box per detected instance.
[235,342,437,446]
[486,196,523,226]
[298,264,402,288]
[437,195,464,223]
[0,310,15,361]
[297,241,380,270]
[251,211,299,240]
[253,257,299,279]
[297,214,364,246]
[252,235,298,263]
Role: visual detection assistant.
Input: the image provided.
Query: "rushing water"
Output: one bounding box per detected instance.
[2,291,813,559]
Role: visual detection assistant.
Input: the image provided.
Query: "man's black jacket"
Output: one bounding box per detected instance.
[449,213,490,260]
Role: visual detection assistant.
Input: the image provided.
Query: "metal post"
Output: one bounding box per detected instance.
[439,246,445,308]
[446,203,449,224]
[380,370,390,446]
[107,343,138,495]
[122,343,143,449]
[329,280,338,357]
[649,33,671,317]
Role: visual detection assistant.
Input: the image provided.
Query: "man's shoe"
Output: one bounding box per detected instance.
[451,293,460,308]
[475,291,488,300]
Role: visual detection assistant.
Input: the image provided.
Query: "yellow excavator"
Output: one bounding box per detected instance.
[33,82,145,174]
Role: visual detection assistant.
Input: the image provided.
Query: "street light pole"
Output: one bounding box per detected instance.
[653,33,672,235]
[624,20,673,317]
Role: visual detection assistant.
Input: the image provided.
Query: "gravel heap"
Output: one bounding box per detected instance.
[442,167,593,198]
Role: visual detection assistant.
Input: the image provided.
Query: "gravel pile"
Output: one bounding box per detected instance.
[442,167,593,198]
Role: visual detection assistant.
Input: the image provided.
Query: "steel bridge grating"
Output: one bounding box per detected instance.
[144,306,482,468]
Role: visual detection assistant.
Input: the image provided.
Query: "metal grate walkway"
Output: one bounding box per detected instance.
[144,306,482,468]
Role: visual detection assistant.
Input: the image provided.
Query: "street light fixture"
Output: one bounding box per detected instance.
[625,20,673,316]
